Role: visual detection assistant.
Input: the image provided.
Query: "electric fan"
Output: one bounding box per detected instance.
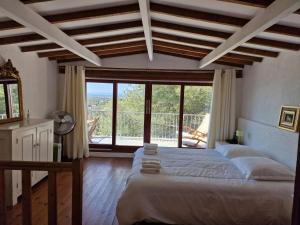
[51,111,76,160]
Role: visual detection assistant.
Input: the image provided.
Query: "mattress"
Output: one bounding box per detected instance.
[117,147,294,225]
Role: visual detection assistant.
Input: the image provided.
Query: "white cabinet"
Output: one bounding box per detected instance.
[0,119,54,206]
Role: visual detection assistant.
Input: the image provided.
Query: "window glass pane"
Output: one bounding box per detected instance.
[7,83,20,118]
[86,82,113,144]
[116,84,145,146]
[182,86,212,148]
[151,85,180,147]
[0,84,7,119]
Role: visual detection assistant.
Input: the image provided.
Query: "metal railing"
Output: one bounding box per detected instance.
[87,109,205,142]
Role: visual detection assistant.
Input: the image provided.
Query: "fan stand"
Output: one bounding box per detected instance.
[59,135,65,161]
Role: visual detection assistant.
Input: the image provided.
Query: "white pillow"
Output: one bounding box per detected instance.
[231,157,295,181]
[216,144,267,159]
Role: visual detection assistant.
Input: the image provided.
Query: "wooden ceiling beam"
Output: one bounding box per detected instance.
[20,32,144,52]
[154,48,244,68]
[199,0,300,68]
[0,3,139,31]
[1,20,142,45]
[49,45,147,61]
[151,2,300,38]
[153,42,248,65]
[153,40,257,64]
[138,0,153,61]
[57,50,148,63]
[38,40,146,57]
[219,0,300,14]
[154,44,252,66]
[21,0,53,3]
[0,0,101,66]
[152,20,300,51]
[152,32,263,62]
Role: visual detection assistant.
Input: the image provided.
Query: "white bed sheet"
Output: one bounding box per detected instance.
[117,147,294,225]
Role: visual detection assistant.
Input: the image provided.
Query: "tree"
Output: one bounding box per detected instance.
[87,83,212,139]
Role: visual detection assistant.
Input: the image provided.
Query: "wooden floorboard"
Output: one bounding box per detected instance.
[6,158,133,225]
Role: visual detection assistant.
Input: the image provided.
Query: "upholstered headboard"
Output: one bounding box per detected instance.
[238,118,298,170]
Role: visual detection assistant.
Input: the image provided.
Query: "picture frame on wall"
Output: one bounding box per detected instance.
[278,106,300,132]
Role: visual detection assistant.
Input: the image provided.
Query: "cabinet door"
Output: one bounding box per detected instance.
[16,128,36,190]
[18,128,36,162]
[36,124,54,179]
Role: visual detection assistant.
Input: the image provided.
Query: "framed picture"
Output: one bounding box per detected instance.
[278,106,300,132]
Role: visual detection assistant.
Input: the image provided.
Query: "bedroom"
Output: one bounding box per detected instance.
[0,0,299,225]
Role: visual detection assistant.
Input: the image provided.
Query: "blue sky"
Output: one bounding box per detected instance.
[87,83,132,96]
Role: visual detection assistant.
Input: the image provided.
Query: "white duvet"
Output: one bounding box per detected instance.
[117,147,294,225]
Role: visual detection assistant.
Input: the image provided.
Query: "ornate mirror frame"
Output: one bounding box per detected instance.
[0,59,24,124]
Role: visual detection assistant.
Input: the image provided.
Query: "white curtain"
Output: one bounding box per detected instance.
[207,69,236,148]
[62,65,89,159]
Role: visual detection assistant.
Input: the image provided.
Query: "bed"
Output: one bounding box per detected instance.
[117,147,294,225]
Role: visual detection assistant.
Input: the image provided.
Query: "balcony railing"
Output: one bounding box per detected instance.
[87,109,206,145]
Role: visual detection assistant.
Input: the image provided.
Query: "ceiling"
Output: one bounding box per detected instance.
[0,0,299,68]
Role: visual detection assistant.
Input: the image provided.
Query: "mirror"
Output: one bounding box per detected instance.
[0,59,23,124]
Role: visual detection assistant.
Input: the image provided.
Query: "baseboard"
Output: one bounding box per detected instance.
[89,151,134,158]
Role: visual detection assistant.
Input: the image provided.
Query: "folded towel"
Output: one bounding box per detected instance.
[142,158,161,164]
[140,168,160,174]
[142,163,161,169]
[144,143,158,150]
[144,149,158,155]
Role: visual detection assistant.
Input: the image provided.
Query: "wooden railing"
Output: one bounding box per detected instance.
[0,159,83,225]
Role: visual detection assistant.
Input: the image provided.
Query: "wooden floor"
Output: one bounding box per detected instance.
[6,158,133,225]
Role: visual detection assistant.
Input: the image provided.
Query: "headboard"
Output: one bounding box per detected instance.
[238,118,298,170]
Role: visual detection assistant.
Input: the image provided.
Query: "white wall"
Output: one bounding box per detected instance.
[239,51,300,169]
[0,45,58,119]
[60,52,239,70]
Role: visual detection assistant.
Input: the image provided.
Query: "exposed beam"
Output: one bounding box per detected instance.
[58,66,243,80]
[154,48,244,68]
[0,3,139,31]
[38,41,146,58]
[50,45,147,61]
[152,20,300,51]
[151,2,300,38]
[20,30,278,58]
[20,32,145,52]
[0,20,142,45]
[199,0,300,68]
[0,0,101,66]
[38,39,259,65]
[153,40,256,64]
[219,0,300,14]
[21,0,53,3]
[154,43,251,66]
[152,32,263,61]
[138,0,153,61]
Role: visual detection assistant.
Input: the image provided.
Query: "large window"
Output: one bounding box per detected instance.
[86,81,212,151]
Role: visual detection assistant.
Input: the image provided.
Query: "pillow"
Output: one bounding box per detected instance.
[231,157,295,181]
[216,144,268,159]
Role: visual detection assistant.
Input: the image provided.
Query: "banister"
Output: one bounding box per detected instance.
[0,159,83,225]
[0,161,73,171]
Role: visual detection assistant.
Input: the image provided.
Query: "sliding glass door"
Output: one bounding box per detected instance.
[116,83,145,146]
[181,86,212,148]
[151,84,180,147]
[86,82,113,144]
[86,81,212,150]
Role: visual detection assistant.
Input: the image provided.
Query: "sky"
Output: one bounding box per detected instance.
[87,83,134,97]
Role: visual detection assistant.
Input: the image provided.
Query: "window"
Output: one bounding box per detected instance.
[86,81,213,151]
